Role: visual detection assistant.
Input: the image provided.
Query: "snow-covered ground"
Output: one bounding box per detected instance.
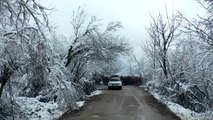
[76,101,85,108]
[76,90,104,108]
[16,97,63,120]
[15,90,104,120]
[149,90,213,120]
[88,90,104,98]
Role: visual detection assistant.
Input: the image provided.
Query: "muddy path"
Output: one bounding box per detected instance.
[60,86,181,120]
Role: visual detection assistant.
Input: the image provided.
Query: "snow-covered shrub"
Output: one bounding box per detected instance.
[0,98,11,119]
[143,38,213,113]
[79,78,96,95]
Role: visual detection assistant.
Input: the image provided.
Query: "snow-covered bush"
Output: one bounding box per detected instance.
[143,36,213,113]
[79,77,96,95]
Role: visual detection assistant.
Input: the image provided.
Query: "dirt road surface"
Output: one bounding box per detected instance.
[60,86,181,120]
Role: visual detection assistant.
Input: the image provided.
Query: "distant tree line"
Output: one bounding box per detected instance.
[101,76,142,86]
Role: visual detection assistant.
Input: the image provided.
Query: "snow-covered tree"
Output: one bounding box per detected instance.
[144,12,182,80]
[65,8,130,82]
[142,2,213,113]
[0,0,50,98]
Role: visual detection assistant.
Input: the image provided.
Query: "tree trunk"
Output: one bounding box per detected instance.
[0,64,15,98]
[163,39,168,79]
[162,57,168,79]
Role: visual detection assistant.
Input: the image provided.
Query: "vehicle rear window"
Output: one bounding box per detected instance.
[110,79,120,81]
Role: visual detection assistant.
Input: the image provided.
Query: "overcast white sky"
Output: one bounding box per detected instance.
[42,0,204,57]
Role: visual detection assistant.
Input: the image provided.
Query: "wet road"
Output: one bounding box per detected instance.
[60,86,181,120]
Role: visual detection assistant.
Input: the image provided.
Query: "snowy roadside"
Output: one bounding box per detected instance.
[141,86,213,120]
[16,97,63,120]
[76,90,104,108]
[15,90,104,120]
[87,90,104,98]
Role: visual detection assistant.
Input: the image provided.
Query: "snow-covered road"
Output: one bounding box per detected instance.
[60,86,181,120]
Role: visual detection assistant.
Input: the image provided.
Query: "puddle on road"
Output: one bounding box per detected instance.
[91,113,107,118]
[91,114,101,118]
[129,104,136,107]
